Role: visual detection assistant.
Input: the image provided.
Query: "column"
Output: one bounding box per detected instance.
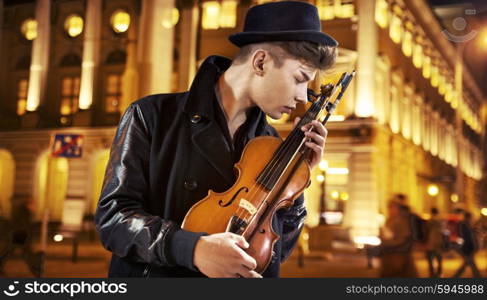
[137,0,175,96]
[74,0,102,126]
[454,44,464,202]
[78,0,101,110]
[26,0,50,112]
[345,147,380,245]
[178,0,199,91]
[120,11,139,114]
[354,0,377,117]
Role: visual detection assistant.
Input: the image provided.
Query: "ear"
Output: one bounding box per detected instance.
[251,49,267,76]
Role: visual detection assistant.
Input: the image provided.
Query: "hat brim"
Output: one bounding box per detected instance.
[228,30,338,48]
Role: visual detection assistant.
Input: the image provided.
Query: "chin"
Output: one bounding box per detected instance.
[267,111,282,120]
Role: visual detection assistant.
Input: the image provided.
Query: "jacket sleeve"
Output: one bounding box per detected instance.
[94,104,205,270]
[278,193,307,262]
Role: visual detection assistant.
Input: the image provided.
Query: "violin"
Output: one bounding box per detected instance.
[182,71,355,273]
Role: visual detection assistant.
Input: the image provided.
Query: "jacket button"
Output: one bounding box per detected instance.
[184,180,198,191]
[191,114,202,124]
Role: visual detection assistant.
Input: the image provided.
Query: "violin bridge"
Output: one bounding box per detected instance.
[239,198,257,215]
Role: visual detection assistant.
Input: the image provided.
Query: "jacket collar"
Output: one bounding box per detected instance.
[183,55,276,185]
[183,55,232,119]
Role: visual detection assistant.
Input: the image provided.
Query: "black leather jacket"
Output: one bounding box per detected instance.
[95,55,307,277]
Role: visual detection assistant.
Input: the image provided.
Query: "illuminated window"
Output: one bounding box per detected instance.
[111,10,131,33]
[162,8,180,29]
[402,30,413,57]
[375,0,388,28]
[64,14,84,38]
[60,76,80,116]
[317,0,354,20]
[105,74,122,113]
[389,13,402,44]
[412,95,422,146]
[422,55,431,78]
[438,72,446,95]
[16,79,28,115]
[335,0,355,18]
[430,63,439,87]
[21,18,37,40]
[444,82,453,103]
[220,0,237,28]
[202,1,220,29]
[412,39,423,68]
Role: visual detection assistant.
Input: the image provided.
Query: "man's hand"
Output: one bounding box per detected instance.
[294,117,328,170]
[193,232,263,278]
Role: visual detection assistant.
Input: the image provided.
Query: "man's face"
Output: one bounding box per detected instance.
[249,53,317,119]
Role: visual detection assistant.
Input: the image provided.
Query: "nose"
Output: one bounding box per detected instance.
[295,86,308,105]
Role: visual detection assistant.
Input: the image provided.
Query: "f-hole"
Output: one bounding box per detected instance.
[218,186,249,207]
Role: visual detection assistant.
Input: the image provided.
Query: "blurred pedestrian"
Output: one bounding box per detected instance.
[425,207,444,277]
[379,198,418,277]
[0,200,40,277]
[453,212,481,277]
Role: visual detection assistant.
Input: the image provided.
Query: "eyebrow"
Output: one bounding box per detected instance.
[300,71,311,81]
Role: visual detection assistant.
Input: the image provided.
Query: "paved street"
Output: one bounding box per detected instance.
[0,236,485,278]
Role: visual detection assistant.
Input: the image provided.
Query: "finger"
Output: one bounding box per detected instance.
[305,142,323,153]
[310,120,328,138]
[234,247,257,270]
[231,234,250,249]
[237,268,263,278]
[304,131,325,146]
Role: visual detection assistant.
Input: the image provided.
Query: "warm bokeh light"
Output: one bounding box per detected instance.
[202,1,220,29]
[21,18,37,40]
[64,14,84,37]
[354,236,381,247]
[450,194,459,203]
[427,184,439,196]
[481,208,487,217]
[319,160,329,171]
[111,10,130,33]
[220,0,237,28]
[161,8,180,29]
[316,174,325,183]
[389,13,402,44]
[402,30,413,57]
[375,0,388,28]
[53,234,63,242]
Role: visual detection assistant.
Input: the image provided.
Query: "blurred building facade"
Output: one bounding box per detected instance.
[0,0,486,246]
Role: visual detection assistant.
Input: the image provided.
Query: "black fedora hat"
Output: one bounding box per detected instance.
[229,1,338,48]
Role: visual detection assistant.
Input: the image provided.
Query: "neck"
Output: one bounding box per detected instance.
[216,65,254,125]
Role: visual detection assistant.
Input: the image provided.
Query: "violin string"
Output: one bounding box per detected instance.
[239,90,335,224]
[232,95,326,230]
[232,92,329,228]
[230,107,313,227]
[232,75,344,232]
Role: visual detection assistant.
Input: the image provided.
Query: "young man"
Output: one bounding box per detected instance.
[95,1,338,278]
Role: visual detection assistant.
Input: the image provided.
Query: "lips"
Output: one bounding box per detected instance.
[282,106,295,114]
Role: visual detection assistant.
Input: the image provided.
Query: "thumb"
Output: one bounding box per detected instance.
[293,117,301,127]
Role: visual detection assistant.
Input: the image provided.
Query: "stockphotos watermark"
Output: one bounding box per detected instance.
[2,280,127,298]
[441,8,478,43]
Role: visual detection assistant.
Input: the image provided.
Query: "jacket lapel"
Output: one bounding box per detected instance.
[183,56,236,186]
[190,118,236,185]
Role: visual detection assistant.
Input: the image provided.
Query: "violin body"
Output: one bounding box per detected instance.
[182,72,355,274]
[182,136,310,273]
